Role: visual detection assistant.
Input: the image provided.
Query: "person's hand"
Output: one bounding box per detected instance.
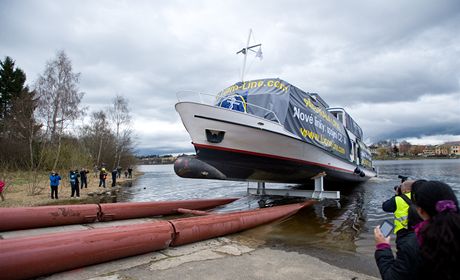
[374,226,391,245]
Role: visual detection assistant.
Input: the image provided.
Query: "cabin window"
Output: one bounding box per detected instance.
[331,111,343,123]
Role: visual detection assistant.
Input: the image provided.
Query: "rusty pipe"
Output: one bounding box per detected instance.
[170,201,315,246]
[0,221,174,280]
[176,208,210,215]
[0,201,315,280]
[99,198,237,221]
[0,198,238,231]
[0,204,100,231]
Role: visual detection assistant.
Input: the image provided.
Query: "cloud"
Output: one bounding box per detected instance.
[349,92,460,141]
[1,0,460,154]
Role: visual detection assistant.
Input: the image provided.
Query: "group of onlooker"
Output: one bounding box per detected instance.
[48,166,133,199]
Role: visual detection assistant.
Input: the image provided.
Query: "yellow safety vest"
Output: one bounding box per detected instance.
[394,192,411,234]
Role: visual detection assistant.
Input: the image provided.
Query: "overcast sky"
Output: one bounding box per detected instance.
[1,0,460,155]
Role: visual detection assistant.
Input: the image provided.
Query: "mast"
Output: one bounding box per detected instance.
[236,29,262,82]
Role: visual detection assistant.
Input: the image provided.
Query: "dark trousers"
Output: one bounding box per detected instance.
[80,178,87,189]
[99,179,106,188]
[70,183,79,197]
[51,186,58,199]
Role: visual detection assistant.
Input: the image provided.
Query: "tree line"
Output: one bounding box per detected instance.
[0,51,136,190]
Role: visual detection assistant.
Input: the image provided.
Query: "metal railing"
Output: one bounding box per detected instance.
[176,91,281,124]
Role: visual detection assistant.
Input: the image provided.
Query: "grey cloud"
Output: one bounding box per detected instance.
[1,0,460,153]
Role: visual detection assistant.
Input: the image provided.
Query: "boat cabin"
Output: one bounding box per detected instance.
[328,108,363,140]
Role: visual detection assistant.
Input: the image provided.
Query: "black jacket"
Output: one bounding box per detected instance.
[375,232,423,280]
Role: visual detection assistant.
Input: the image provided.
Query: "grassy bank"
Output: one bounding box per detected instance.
[0,170,141,208]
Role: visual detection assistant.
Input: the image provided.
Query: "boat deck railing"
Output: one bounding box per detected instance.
[176,91,282,124]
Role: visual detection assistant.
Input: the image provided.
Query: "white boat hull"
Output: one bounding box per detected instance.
[175,102,376,184]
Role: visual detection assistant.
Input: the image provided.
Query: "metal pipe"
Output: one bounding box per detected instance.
[0,201,315,279]
[171,201,315,246]
[0,198,238,231]
[176,208,210,215]
[0,221,174,280]
[0,204,100,231]
[99,198,237,221]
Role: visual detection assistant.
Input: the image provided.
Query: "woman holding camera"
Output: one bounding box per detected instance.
[374,180,460,280]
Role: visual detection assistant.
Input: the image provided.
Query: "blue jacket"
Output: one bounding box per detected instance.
[49,174,61,187]
[69,172,77,184]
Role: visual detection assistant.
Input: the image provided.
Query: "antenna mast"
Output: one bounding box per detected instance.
[236,29,262,82]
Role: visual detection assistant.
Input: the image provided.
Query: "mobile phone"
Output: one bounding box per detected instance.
[379,220,394,237]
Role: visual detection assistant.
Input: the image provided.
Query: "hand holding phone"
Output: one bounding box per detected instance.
[379,220,394,238]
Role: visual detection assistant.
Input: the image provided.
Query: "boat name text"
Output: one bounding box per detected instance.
[220,79,289,96]
[299,127,346,155]
[302,98,340,130]
[293,106,346,145]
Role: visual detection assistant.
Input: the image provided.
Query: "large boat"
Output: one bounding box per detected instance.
[174,77,377,185]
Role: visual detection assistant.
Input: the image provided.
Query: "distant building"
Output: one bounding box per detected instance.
[444,141,460,156]
[423,146,435,157]
[451,145,460,155]
[369,145,379,156]
[435,145,449,156]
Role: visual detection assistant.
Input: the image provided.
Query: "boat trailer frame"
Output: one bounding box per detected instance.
[247,172,340,200]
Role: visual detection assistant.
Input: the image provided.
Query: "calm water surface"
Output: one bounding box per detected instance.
[118,159,460,258]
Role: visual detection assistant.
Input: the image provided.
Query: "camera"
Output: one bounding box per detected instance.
[394,185,402,196]
[393,175,408,196]
[398,175,408,182]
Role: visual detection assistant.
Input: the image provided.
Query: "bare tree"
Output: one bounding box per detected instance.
[81,110,112,167]
[108,95,131,168]
[35,50,84,170]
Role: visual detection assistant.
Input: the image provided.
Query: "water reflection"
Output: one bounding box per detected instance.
[118,159,460,257]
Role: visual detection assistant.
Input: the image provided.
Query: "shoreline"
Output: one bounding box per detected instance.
[374,157,459,161]
[0,170,142,208]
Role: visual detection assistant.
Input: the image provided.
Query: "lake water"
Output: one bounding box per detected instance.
[117,159,460,263]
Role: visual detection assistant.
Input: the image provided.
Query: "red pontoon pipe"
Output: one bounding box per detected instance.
[170,201,315,246]
[0,204,100,231]
[0,201,315,280]
[0,221,174,280]
[99,198,237,221]
[0,198,238,231]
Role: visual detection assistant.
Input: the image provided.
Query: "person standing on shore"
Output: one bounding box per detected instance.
[117,166,122,178]
[69,170,79,198]
[49,171,61,199]
[111,168,118,187]
[0,179,6,201]
[382,180,422,250]
[93,165,98,178]
[374,180,460,280]
[80,168,89,189]
[128,167,133,178]
[99,168,107,188]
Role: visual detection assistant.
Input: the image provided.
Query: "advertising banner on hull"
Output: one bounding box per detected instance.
[216,78,352,161]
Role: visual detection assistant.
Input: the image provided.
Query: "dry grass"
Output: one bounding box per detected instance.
[0,170,139,208]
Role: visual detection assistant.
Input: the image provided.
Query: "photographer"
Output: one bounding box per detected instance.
[49,171,61,199]
[382,179,416,249]
[375,180,460,280]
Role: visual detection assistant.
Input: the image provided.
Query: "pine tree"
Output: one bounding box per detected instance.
[0,56,26,120]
